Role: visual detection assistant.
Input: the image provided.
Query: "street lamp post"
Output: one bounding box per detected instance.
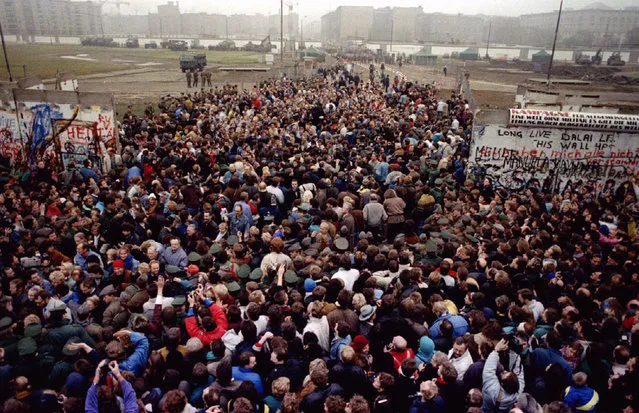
[547,0,564,86]
[389,15,394,53]
[0,20,12,81]
[280,0,284,63]
[485,18,492,59]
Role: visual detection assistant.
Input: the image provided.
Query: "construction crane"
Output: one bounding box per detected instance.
[98,0,131,16]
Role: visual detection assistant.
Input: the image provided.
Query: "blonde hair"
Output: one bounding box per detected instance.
[272,377,290,397]
[341,346,355,363]
[138,263,150,275]
[213,284,228,299]
[432,301,447,316]
[420,381,439,400]
[248,290,265,305]
[309,301,324,318]
[49,271,66,285]
[352,293,366,312]
[106,248,118,261]
[59,262,74,274]
[308,358,327,375]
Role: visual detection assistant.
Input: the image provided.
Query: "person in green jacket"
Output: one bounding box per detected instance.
[43,299,96,359]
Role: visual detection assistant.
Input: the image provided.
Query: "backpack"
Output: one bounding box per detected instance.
[269,192,278,207]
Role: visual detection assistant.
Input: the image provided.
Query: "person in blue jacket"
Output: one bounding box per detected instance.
[86,360,138,413]
[232,351,264,397]
[409,380,445,413]
[429,301,469,339]
[530,331,573,385]
[106,329,150,377]
[563,372,599,412]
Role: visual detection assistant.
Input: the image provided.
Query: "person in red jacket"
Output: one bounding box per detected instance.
[184,293,228,346]
[387,335,415,372]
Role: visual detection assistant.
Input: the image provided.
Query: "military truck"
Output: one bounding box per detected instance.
[80,36,119,47]
[209,40,237,51]
[167,40,189,51]
[144,41,158,49]
[179,53,207,72]
[125,37,139,48]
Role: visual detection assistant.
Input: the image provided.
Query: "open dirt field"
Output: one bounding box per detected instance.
[3,44,639,112]
[0,44,261,80]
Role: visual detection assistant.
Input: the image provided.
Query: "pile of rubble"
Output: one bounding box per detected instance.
[551,65,639,85]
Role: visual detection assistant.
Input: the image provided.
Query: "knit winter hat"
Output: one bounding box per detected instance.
[350,335,370,352]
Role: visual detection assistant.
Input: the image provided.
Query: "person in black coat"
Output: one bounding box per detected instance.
[433,320,454,354]
[265,347,304,394]
[462,342,494,392]
[392,358,420,413]
[301,366,344,413]
[330,346,374,400]
[434,362,464,413]
[372,372,394,413]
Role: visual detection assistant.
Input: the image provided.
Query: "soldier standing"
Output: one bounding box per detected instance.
[206,71,212,87]
[186,70,192,88]
[193,70,199,88]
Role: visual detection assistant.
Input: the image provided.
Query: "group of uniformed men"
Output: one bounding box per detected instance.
[186,70,212,88]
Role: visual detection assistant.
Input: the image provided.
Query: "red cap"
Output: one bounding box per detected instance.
[186,264,199,275]
[351,335,370,352]
[113,260,125,269]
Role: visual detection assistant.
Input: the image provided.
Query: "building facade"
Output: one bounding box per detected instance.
[0,0,102,38]
[520,7,639,47]
[417,13,484,44]
[321,6,375,43]
[102,14,149,36]
[321,5,639,48]
[148,1,181,37]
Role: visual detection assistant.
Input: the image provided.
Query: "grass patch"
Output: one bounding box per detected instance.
[0,43,260,81]
[0,44,129,79]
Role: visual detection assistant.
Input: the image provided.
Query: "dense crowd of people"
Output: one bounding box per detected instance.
[0,62,638,413]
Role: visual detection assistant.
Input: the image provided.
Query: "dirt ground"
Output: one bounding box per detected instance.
[9,43,638,112]
[76,68,280,103]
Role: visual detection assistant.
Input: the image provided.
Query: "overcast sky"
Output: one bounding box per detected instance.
[104,0,638,20]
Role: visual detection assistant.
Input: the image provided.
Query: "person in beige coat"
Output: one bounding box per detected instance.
[383,189,406,242]
[103,147,123,175]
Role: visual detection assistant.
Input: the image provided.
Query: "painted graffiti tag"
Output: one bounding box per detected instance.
[469,123,639,194]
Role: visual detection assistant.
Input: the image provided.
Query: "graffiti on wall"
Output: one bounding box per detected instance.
[0,110,26,160]
[55,119,103,170]
[469,123,639,194]
[0,92,116,170]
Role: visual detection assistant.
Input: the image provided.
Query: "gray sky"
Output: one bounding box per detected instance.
[104,0,639,20]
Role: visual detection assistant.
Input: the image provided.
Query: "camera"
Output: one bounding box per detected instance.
[20,256,41,269]
[503,332,524,354]
[100,360,111,375]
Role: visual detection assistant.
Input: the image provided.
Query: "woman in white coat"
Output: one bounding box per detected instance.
[303,301,330,353]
